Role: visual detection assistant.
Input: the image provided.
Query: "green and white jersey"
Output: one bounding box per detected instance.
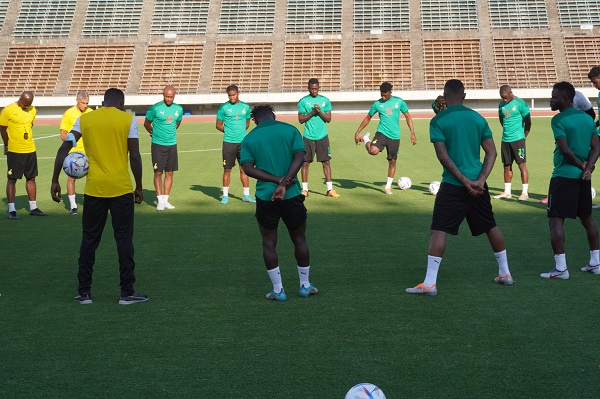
[240,120,305,201]
[298,94,331,140]
[498,97,530,142]
[145,101,183,146]
[368,96,409,140]
[430,105,493,187]
[551,107,598,179]
[217,100,251,143]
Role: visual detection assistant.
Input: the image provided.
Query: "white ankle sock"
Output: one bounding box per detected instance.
[522,184,529,195]
[590,250,600,266]
[8,203,15,212]
[326,182,333,191]
[298,265,310,288]
[494,249,510,276]
[385,177,394,189]
[267,267,283,293]
[243,187,250,196]
[223,187,229,197]
[68,194,77,209]
[554,254,567,272]
[504,183,511,194]
[302,182,308,191]
[29,201,37,211]
[424,255,442,286]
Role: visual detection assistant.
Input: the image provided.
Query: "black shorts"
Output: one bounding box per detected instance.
[371,132,399,160]
[255,195,307,231]
[501,139,526,165]
[547,177,592,219]
[431,182,497,236]
[303,136,331,163]
[151,143,178,172]
[7,151,38,180]
[222,142,241,169]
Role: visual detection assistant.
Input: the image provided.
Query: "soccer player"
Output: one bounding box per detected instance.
[59,90,92,215]
[431,95,446,115]
[297,78,339,198]
[0,91,46,219]
[540,82,600,279]
[406,79,513,296]
[354,82,416,194]
[144,85,183,211]
[589,66,600,123]
[51,88,148,305]
[216,84,254,204]
[241,105,317,302]
[493,85,532,201]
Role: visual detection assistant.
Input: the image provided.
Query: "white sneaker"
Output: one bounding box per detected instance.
[164,202,175,209]
[540,268,569,279]
[361,132,370,142]
[581,264,600,274]
[156,202,165,211]
[493,192,512,199]
[518,193,529,201]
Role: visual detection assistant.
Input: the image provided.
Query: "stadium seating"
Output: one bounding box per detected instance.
[564,35,600,85]
[0,46,64,96]
[218,0,275,34]
[139,43,204,94]
[282,41,342,91]
[421,0,479,30]
[353,0,409,32]
[150,0,209,35]
[211,42,272,92]
[286,0,342,34]
[68,45,134,95]
[353,40,411,91]
[423,39,484,89]
[557,0,600,27]
[493,37,557,88]
[13,0,76,37]
[82,0,143,36]
[488,0,549,29]
[0,0,8,31]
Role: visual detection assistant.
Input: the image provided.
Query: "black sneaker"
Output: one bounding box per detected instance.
[74,293,92,304]
[70,207,78,215]
[8,211,18,220]
[29,208,47,216]
[118,292,149,305]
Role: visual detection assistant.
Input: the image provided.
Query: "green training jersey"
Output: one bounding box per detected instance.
[240,120,305,201]
[551,107,598,179]
[217,100,251,143]
[298,94,331,140]
[368,96,409,140]
[145,101,183,146]
[498,97,530,142]
[430,104,493,187]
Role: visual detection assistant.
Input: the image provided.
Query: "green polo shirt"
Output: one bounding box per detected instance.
[499,97,530,142]
[217,100,251,143]
[298,94,331,140]
[368,96,409,140]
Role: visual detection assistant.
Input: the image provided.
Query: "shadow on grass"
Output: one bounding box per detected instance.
[190,184,245,203]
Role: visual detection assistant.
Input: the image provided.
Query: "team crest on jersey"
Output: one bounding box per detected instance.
[223,159,227,166]
[153,163,158,169]
[175,111,179,117]
[512,105,517,111]
[7,168,12,175]
[321,102,326,107]
[373,139,378,144]
[242,109,247,114]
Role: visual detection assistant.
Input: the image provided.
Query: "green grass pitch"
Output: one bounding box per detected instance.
[1,116,599,398]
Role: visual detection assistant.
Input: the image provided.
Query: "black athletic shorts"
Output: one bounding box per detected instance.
[370,132,399,160]
[255,195,307,231]
[431,182,497,236]
[222,141,241,169]
[547,177,592,219]
[151,143,178,172]
[303,136,331,163]
[7,151,37,180]
[501,139,526,165]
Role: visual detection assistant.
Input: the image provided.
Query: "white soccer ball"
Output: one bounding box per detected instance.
[397,176,412,190]
[345,383,386,399]
[62,151,89,179]
[592,187,596,199]
[429,181,441,195]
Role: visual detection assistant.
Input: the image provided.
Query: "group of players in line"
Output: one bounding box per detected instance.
[2,67,600,300]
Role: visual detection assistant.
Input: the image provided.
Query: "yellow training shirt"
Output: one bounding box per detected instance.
[77,108,135,198]
[0,102,36,153]
[60,105,93,154]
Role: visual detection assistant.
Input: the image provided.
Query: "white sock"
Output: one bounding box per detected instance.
[364,136,371,145]
[157,195,164,204]
[68,194,77,209]
[223,187,229,197]
[326,181,333,191]
[522,184,529,195]
[29,201,37,211]
[385,177,394,189]
[267,266,283,293]
[298,265,310,288]
[8,203,15,212]
[554,253,567,272]
[243,187,250,196]
[164,194,170,204]
[590,250,600,266]
[504,183,511,194]
[302,182,308,191]
[423,255,442,286]
[494,249,510,276]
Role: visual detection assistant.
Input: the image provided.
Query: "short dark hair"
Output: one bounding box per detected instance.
[380,82,393,93]
[226,84,239,92]
[588,66,600,80]
[444,79,464,95]
[251,104,275,122]
[553,81,575,102]
[104,88,124,104]
[308,78,319,86]
[499,84,511,95]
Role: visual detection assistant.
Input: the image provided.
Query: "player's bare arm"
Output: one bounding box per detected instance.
[523,114,532,137]
[242,162,282,184]
[0,125,7,155]
[478,137,497,182]
[433,141,482,195]
[556,137,585,171]
[143,118,153,136]
[354,114,372,143]
[216,119,225,133]
[583,135,600,180]
[404,112,417,145]
[128,137,143,204]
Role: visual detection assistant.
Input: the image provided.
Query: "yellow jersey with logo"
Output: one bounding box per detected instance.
[60,105,93,154]
[0,102,36,153]
[76,108,136,198]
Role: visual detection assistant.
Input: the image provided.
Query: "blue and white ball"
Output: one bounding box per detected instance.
[397,176,412,190]
[62,151,89,179]
[429,181,441,195]
[345,383,386,399]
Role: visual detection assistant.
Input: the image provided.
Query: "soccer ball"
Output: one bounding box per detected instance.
[592,187,596,199]
[62,151,89,179]
[429,181,441,195]
[397,176,412,190]
[345,383,386,399]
